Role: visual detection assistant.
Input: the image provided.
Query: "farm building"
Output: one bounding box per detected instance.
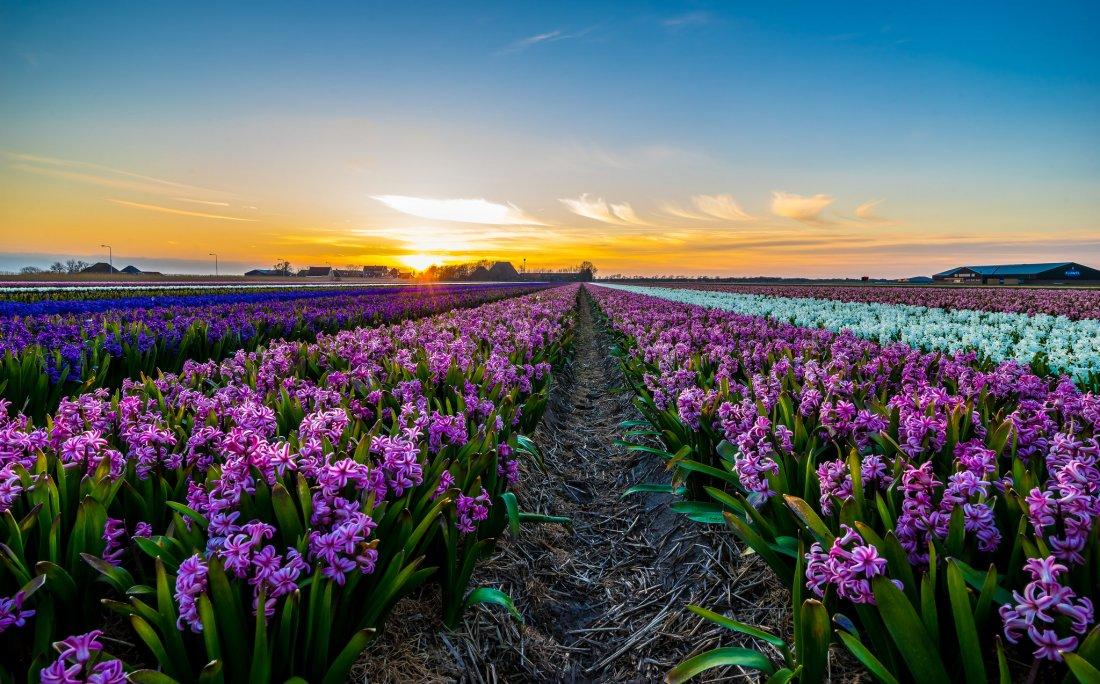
[932,262,1100,285]
[301,266,333,278]
[244,268,290,277]
[81,262,119,274]
[488,261,520,280]
[120,265,143,275]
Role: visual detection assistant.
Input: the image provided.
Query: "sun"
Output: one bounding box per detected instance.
[401,254,438,271]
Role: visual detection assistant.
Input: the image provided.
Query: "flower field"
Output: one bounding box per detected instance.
[0,283,546,421]
[0,284,575,681]
[665,282,1100,320]
[603,284,1100,388]
[590,283,1100,682]
[1,279,1099,683]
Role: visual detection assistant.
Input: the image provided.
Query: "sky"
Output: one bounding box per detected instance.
[1,1,1098,277]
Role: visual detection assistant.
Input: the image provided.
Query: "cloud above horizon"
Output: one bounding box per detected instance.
[372,195,546,225]
[6,151,232,200]
[107,198,257,222]
[498,26,596,54]
[560,194,653,226]
[771,191,835,224]
[854,198,891,223]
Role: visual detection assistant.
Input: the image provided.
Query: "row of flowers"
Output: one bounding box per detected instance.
[0,282,419,302]
[1,283,546,420]
[0,284,577,682]
[605,284,1100,388]
[588,284,1099,683]
[664,282,1100,321]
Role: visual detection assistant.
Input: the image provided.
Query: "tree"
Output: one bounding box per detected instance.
[273,259,292,275]
[49,261,66,273]
[578,261,597,281]
[20,265,43,274]
[64,259,90,274]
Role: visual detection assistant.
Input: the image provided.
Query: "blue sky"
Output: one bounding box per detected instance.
[1,1,1097,276]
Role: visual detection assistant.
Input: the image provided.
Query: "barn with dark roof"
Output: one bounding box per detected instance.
[932,262,1100,285]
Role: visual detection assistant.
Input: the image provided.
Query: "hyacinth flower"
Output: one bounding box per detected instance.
[39,630,125,684]
[0,285,576,683]
[1000,556,1095,662]
[0,282,550,421]
[591,283,1100,682]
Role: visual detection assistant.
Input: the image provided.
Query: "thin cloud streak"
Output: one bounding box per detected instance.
[107,198,258,222]
[497,25,596,54]
[6,151,229,197]
[371,195,546,225]
[662,11,711,30]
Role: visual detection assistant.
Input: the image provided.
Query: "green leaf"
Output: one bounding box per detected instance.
[320,628,377,684]
[465,587,523,624]
[946,560,986,684]
[1065,653,1100,684]
[670,501,727,524]
[500,492,521,538]
[199,660,223,684]
[165,501,209,529]
[621,483,681,498]
[686,604,786,648]
[665,647,775,684]
[249,586,270,684]
[271,483,303,544]
[127,670,181,684]
[130,615,174,676]
[836,633,897,684]
[836,631,900,684]
[871,576,949,684]
[797,599,830,684]
[782,496,833,544]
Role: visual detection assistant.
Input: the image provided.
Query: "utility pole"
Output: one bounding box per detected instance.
[209,252,218,277]
[101,244,112,270]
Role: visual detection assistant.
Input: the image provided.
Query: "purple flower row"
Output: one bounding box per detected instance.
[0,285,577,678]
[588,284,1098,664]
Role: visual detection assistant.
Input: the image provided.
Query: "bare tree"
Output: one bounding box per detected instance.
[49,261,66,273]
[64,259,90,274]
[20,265,44,274]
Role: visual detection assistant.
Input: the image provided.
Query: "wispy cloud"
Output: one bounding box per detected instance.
[371,195,546,225]
[498,26,596,54]
[771,191,835,225]
[107,198,258,222]
[662,11,711,31]
[560,194,653,226]
[659,201,710,220]
[691,194,754,221]
[5,151,231,198]
[174,197,232,207]
[853,198,894,224]
[660,194,754,221]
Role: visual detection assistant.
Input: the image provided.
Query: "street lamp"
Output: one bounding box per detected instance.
[209,252,218,277]
[101,244,112,271]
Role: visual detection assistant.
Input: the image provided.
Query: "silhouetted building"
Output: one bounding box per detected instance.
[933,262,1100,285]
[488,261,519,281]
[81,262,119,274]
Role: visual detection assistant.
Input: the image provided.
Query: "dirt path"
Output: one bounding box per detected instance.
[361,286,787,683]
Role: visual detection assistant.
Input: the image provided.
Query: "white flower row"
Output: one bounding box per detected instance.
[595,284,1100,383]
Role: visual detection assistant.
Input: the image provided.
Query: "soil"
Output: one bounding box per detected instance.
[358,286,791,683]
